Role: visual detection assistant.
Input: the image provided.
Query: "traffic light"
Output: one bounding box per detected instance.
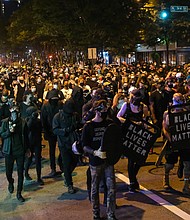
[160,10,169,19]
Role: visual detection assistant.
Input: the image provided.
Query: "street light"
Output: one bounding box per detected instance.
[160,10,169,19]
[160,9,170,67]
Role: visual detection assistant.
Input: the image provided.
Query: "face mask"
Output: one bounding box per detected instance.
[53,84,58,89]
[11,111,18,122]
[100,111,108,120]
[168,84,173,88]
[20,80,24,83]
[80,83,84,87]
[173,100,183,106]
[31,88,36,92]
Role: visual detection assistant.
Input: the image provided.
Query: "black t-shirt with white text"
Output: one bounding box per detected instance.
[82,119,112,166]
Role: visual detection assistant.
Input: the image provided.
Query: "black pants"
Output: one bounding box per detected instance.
[5,154,25,193]
[154,117,163,137]
[59,146,78,186]
[128,158,141,185]
[25,144,42,180]
[48,136,62,172]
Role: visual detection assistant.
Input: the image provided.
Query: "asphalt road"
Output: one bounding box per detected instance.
[0,139,190,220]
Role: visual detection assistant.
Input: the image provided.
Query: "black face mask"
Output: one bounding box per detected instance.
[80,83,84,87]
[168,84,173,88]
[100,111,108,120]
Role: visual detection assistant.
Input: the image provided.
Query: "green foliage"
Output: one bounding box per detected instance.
[5,0,153,58]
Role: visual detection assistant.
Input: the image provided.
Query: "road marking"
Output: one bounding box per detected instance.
[116,173,190,220]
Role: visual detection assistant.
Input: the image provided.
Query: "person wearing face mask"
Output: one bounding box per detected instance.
[82,100,117,220]
[0,90,11,122]
[19,90,38,119]
[149,80,170,138]
[0,103,30,202]
[41,90,64,177]
[162,93,190,195]
[165,79,175,106]
[52,98,79,194]
[61,80,72,101]
[14,76,26,104]
[0,90,11,157]
[24,106,44,185]
[71,83,84,121]
[35,76,45,103]
[117,89,148,192]
[86,74,99,89]
[30,84,42,109]
[46,79,64,101]
[78,78,91,104]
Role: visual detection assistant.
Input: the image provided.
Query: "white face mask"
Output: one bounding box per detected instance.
[53,84,58,89]
[31,88,36,93]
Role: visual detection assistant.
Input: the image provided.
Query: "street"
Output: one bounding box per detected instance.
[0,140,190,220]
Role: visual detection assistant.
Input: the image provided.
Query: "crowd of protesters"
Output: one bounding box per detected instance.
[0,60,190,219]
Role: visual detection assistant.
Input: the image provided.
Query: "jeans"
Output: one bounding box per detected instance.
[90,163,116,218]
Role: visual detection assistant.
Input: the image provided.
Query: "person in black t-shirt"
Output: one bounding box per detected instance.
[117,89,148,192]
[82,100,117,220]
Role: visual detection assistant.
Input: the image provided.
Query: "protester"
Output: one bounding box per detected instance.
[117,89,148,192]
[82,100,117,220]
[53,98,79,194]
[41,89,63,177]
[24,106,44,185]
[162,93,190,195]
[0,103,30,202]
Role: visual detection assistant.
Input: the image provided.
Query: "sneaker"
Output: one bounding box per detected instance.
[42,170,56,179]
[25,174,33,181]
[37,178,44,185]
[48,170,56,177]
[16,193,25,202]
[93,213,101,220]
[68,185,76,194]
[8,182,14,194]
[107,215,118,220]
[129,183,138,192]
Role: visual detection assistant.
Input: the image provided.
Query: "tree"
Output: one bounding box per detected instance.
[6,0,154,62]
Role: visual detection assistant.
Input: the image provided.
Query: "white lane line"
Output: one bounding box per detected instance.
[116,173,190,220]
